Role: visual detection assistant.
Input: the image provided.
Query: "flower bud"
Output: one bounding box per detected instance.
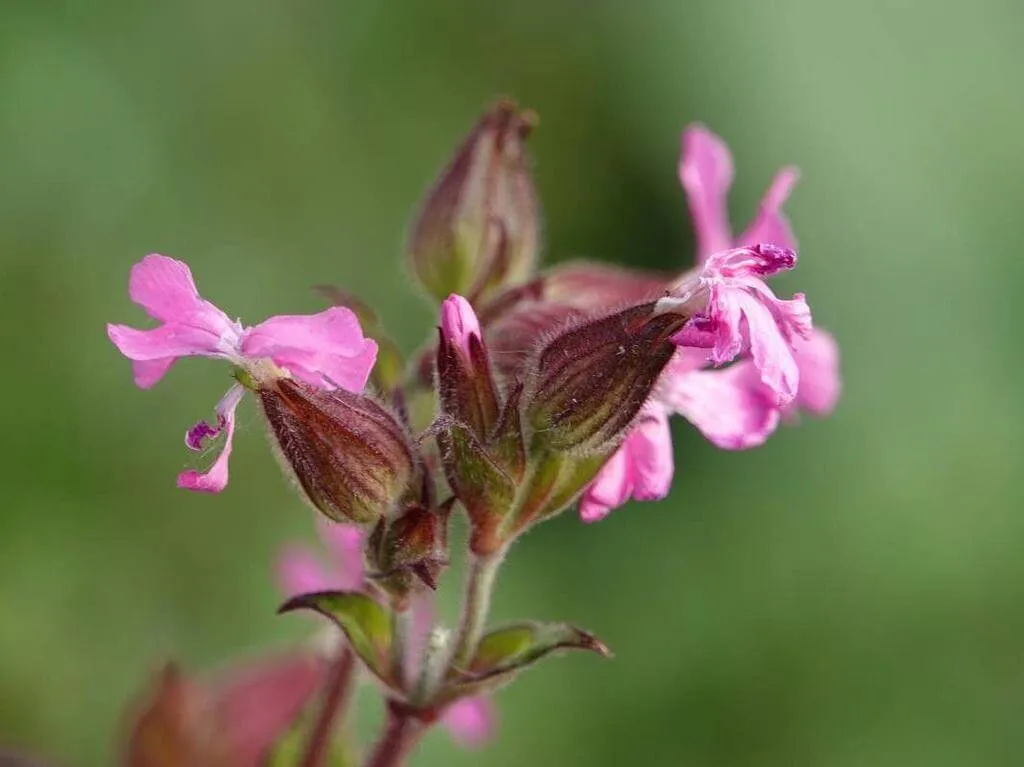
[258,379,415,525]
[522,302,693,454]
[437,294,500,439]
[368,499,453,596]
[408,99,539,304]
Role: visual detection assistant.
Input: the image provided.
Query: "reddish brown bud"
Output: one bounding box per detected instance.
[258,379,416,525]
[522,302,692,454]
[368,499,454,595]
[408,99,539,303]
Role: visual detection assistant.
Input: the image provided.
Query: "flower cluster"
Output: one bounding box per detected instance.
[110,102,840,766]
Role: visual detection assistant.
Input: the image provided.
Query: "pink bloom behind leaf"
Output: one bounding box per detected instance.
[275,519,365,597]
[442,696,497,749]
[107,254,377,492]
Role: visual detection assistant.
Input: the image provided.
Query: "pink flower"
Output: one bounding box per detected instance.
[664,244,811,406]
[276,522,496,749]
[107,254,377,492]
[669,125,841,438]
[580,126,840,521]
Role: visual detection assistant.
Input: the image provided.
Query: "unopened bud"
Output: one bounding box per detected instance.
[408,99,539,304]
[368,499,453,596]
[258,379,415,525]
[437,294,500,439]
[523,302,692,453]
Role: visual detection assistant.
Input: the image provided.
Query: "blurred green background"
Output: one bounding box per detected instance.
[3,1,1023,765]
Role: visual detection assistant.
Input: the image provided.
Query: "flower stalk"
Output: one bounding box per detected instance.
[299,647,357,767]
[452,548,506,669]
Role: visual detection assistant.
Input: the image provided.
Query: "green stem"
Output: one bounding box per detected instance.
[299,647,357,767]
[391,606,412,691]
[452,549,505,668]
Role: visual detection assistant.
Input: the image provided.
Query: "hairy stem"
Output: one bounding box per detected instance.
[362,704,424,767]
[391,606,412,691]
[299,647,357,767]
[452,549,505,668]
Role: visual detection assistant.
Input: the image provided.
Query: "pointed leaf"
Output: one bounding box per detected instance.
[470,621,611,675]
[439,621,610,702]
[279,592,397,689]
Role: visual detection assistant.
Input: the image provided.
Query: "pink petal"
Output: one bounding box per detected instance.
[664,363,781,450]
[579,446,630,523]
[176,384,244,493]
[791,328,841,416]
[707,284,746,365]
[625,411,674,501]
[442,696,496,749]
[130,358,178,390]
[730,289,800,406]
[680,125,735,261]
[276,545,334,596]
[440,294,481,359]
[129,254,234,328]
[108,255,242,388]
[242,307,378,392]
[316,518,365,591]
[106,322,230,363]
[738,168,800,252]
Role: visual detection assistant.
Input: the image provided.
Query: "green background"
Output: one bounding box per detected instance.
[2,1,1023,765]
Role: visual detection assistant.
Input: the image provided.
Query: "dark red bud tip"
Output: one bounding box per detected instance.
[576,630,614,659]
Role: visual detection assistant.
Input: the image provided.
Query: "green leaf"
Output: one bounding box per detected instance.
[279,592,396,688]
[440,621,610,702]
